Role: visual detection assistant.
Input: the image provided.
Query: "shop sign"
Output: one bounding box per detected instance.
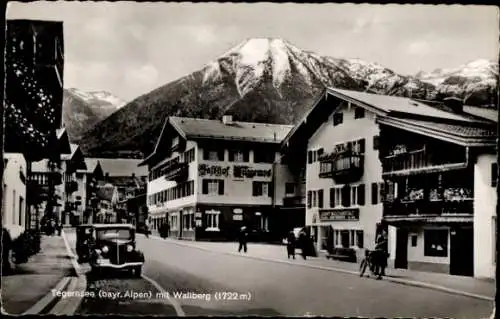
[319,208,359,221]
[195,211,202,218]
[233,215,243,221]
[195,220,202,227]
[198,164,230,177]
[233,166,272,178]
[233,208,242,214]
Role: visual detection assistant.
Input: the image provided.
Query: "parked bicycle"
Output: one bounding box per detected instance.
[359,249,383,279]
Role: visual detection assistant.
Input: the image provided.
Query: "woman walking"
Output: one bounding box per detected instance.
[286,230,296,259]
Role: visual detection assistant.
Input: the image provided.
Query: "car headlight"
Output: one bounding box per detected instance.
[101,246,109,253]
[127,245,134,252]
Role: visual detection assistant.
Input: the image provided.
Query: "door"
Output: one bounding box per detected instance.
[450,227,474,276]
[395,228,408,269]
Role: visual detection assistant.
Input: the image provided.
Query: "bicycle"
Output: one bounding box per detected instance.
[359,249,381,279]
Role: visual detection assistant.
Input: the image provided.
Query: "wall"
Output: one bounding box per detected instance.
[2,153,27,228]
[406,226,450,266]
[474,153,497,279]
[306,101,383,253]
[197,148,278,206]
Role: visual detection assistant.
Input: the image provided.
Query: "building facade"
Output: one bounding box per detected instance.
[141,115,296,241]
[281,88,497,271]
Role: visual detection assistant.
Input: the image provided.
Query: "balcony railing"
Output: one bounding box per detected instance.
[382,148,467,175]
[319,151,364,183]
[384,200,473,219]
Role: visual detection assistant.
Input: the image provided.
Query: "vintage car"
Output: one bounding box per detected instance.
[88,224,145,277]
[76,224,94,263]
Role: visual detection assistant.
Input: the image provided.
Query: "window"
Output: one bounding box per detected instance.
[371,183,379,205]
[307,191,312,208]
[493,217,497,265]
[308,151,313,164]
[252,181,271,197]
[356,230,364,248]
[285,183,295,195]
[411,234,418,247]
[19,197,24,226]
[330,187,342,208]
[260,215,269,231]
[172,136,179,148]
[184,148,195,163]
[202,179,224,195]
[424,229,448,257]
[183,210,194,231]
[229,149,248,162]
[318,189,324,208]
[351,186,358,206]
[333,113,343,126]
[206,210,220,231]
[354,107,365,119]
[373,135,380,150]
[203,148,224,161]
[357,184,365,206]
[12,190,16,224]
[492,163,498,187]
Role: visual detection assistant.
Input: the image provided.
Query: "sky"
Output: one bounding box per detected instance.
[6,2,499,102]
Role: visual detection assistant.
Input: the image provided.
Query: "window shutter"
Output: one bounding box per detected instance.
[373,135,380,150]
[341,185,351,207]
[268,182,274,197]
[371,183,378,205]
[330,188,335,207]
[203,149,209,160]
[252,182,259,196]
[359,139,366,154]
[307,191,312,208]
[218,150,224,161]
[492,163,498,187]
[218,180,224,195]
[308,151,312,164]
[202,180,208,194]
[358,184,365,206]
[228,150,234,162]
[244,150,250,162]
[318,189,324,208]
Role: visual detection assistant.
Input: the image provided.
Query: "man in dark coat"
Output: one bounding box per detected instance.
[238,226,249,253]
[298,229,308,260]
[374,230,388,279]
[286,230,296,259]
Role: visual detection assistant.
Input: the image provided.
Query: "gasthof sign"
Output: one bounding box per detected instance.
[198,164,230,177]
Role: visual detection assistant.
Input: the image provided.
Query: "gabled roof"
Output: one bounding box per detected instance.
[463,106,498,123]
[56,128,72,155]
[31,159,49,172]
[107,176,143,189]
[84,158,101,173]
[169,116,293,143]
[61,143,79,160]
[282,88,497,151]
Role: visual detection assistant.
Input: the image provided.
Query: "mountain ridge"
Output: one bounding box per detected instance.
[77,38,498,158]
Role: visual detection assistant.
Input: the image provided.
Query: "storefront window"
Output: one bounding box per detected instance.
[206,210,220,231]
[424,229,448,257]
[340,230,350,248]
[356,230,364,248]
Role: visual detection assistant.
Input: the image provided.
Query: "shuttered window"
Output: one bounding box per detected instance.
[307,191,312,208]
[492,163,498,187]
[373,135,380,150]
[358,184,365,206]
[329,188,335,208]
[318,189,324,208]
[371,183,379,205]
[341,185,351,207]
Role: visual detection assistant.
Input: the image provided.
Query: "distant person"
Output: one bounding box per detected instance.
[286,230,296,259]
[298,228,308,260]
[57,222,62,236]
[238,226,249,253]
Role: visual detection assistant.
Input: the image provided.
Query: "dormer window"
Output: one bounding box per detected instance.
[354,107,365,119]
[333,113,343,126]
[229,149,249,162]
[172,137,179,148]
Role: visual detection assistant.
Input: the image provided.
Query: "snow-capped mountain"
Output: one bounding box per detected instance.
[63,88,126,142]
[78,38,494,157]
[416,59,498,107]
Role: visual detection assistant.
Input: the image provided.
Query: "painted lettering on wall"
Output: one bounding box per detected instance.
[198,164,230,177]
[319,208,360,221]
[233,166,272,178]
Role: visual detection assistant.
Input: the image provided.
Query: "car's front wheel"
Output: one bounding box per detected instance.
[134,266,142,278]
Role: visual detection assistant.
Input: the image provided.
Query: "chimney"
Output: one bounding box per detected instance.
[443,97,463,113]
[222,115,233,125]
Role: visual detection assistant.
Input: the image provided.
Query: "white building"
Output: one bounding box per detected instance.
[140,115,297,241]
[282,89,497,275]
[2,153,27,228]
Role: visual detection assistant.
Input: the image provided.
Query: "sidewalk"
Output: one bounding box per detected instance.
[148,235,495,301]
[1,234,75,315]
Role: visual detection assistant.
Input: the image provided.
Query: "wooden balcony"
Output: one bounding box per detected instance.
[381,148,468,177]
[383,200,473,224]
[319,151,364,183]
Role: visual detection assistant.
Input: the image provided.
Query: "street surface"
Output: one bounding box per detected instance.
[65,229,493,317]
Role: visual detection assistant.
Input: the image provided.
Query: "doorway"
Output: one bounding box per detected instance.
[450,227,474,276]
[395,228,408,269]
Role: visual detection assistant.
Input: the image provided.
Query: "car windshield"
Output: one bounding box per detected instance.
[96,229,132,240]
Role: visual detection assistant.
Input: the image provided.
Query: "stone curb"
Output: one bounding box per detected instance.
[140,234,494,302]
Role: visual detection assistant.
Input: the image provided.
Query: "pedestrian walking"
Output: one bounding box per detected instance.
[298,228,308,260]
[286,230,296,259]
[57,222,62,236]
[238,226,249,253]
